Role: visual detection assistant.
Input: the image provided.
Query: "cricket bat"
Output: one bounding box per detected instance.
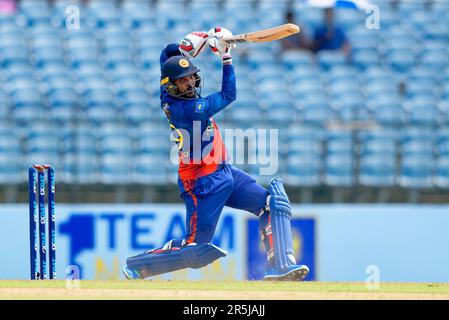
[219,23,300,45]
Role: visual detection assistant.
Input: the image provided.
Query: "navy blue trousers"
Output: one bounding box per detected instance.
[178,164,270,244]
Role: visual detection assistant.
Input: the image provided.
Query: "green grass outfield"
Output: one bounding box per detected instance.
[1,280,449,300]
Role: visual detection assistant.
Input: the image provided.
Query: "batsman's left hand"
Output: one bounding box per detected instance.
[179,31,209,59]
[207,27,235,57]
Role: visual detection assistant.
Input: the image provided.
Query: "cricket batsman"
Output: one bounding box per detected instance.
[123,28,310,281]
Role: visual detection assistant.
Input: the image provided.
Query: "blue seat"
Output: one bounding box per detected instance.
[364,66,395,84]
[285,154,322,187]
[288,137,322,156]
[0,134,21,154]
[360,131,397,156]
[327,131,353,154]
[0,46,28,66]
[258,88,292,102]
[386,49,416,73]
[364,80,399,99]
[43,75,74,91]
[280,50,315,70]
[324,153,354,187]
[84,88,116,104]
[85,105,120,124]
[61,151,99,184]
[137,136,169,155]
[39,62,69,77]
[98,154,132,185]
[88,4,121,29]
[421,40,448,54]
[434,157,449,188]
[229,105,262,125]
[25,134,59,153]
[286,63,320,81]
[420,50,449,70]
[401,127,436,143]
[298,101,333,125]
[334,101,370,122]
[329,79,361,98]
[398,155,434,189]
[352,49,380,70]
[398,1,426,16]
[291,77,324,94]
[69,51,99,68]
[384,34,416,51]
[48,90,79,122]
[123,103,153,125]
[120,88,150,104]
[0,152,22,184]
[132,155,167,185]
[285,125,326,143]
[422,23,449,42]
[0,33,26,48]
[20,1,51,26]
[293,6,323,30]
[359,154,396,187]
[326,65,357,83]
[10,88,44,123]
[370,99,405,126]
[405,98,440,127]
[437,131,449,157]
[62,132,97,154]
[103,47,134,65]
[401,137,434,157]
[263,101,296,124]
[26,150,61,169]
[33,46,64,67]
[245,52,277,70]
[408,66,436,83]
[316,50,347,70]
[99,135,134,155]
[335,7,364,31]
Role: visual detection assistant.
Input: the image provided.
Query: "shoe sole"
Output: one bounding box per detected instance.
[264,267,309,282]
[123,266,138,280]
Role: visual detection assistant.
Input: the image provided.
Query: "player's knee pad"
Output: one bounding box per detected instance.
[261,178,296,271]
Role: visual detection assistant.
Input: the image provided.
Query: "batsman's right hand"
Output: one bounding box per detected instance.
[179,31,209,59]
[207,27,235,57]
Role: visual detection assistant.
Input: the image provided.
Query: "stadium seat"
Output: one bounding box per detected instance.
[398,155,434,189]
[324,153,354,187]
[327,131,353,155]
[360,130,398,156]
[404,97,440,127]
[316,50,347,70]
[359,155,396,187]
[0,153,23,184]
[132,154,168,185]
[433,157,449,188]
[288,137,322,157]
[386,48,416,73]
[61,152,99,184]
[98,154,132,185]
[280,50,315,70]
[369,96,405,126]
[285,154,322,187]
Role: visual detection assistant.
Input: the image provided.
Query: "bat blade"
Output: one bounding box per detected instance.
[220,23,300,45]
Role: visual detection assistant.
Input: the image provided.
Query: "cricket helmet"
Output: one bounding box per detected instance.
[160,56,202,98]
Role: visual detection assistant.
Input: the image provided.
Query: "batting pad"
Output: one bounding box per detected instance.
[126,243,227,278]
[269,179,297,271]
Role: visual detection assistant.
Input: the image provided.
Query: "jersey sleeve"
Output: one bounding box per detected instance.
[184,64,236,121]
